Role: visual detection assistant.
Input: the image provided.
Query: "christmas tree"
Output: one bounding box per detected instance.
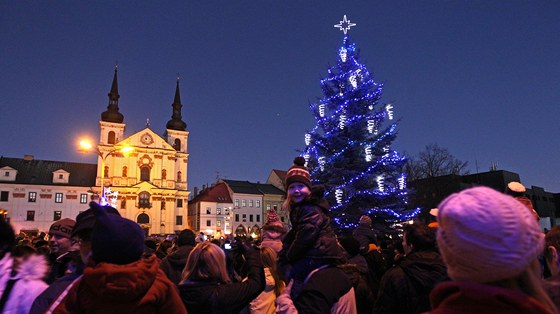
[302,16,419,229]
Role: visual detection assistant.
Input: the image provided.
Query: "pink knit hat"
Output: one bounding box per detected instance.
[437,186,543,283]
[266,208,283,227]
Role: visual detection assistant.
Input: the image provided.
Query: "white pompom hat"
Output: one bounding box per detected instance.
[437,186,543,283]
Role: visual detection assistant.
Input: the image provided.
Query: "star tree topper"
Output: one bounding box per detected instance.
[334,15,356,34]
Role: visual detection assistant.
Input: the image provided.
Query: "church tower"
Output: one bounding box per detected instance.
[165,78,189,190]
[99,65,126,145]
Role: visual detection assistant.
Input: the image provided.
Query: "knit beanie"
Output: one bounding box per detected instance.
[177,229,196,246]
[266,208,282,225]
[90,202,145,265]
[285,157,311,188]
[437,186,544,283]
[71,204,121,237]
[359,215,372,226]
[49,218,75,238]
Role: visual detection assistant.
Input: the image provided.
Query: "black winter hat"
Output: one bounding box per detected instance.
[177,229,195,247]
[90,202,145,265]
[72,203,121,238]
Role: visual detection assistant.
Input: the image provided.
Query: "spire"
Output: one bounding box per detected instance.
[101,64,124,123]
[166,76,187,131]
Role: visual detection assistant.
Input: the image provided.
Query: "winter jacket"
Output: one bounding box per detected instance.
[276,266,357,314]
[281,188,344,263]
[46,250,80,284]
[247,267,277,314]
[159,245,194,285]
[0,253,48,314]
[178,246,265,314]
[428,280,554,314]
[52,255,186,313]
[261,224,286,254]
[374,250,448,314]
[29,272,81,314]
[352,224,378,255]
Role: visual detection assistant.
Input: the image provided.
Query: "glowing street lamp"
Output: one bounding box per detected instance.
[78,139,133,205]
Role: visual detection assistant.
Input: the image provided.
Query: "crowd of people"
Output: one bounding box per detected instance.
[0,157,559,313]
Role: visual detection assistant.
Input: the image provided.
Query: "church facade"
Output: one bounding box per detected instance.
[0,68,190,235]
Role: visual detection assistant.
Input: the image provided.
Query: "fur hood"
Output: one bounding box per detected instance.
[16,254,49,281]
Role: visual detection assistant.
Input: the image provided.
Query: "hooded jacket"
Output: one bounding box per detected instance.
[52,255,186,313]
[0,253,48,314]
[281,186,344,263]
[428,281,554,314]
[159,245,194,285]
[374,250,448,313]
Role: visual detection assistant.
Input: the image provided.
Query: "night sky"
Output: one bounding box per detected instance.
[2,1,559,193]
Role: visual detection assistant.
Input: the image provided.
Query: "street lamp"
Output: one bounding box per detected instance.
[79,139,133,205]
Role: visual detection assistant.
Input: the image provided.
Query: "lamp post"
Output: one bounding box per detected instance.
[79,139,133,205]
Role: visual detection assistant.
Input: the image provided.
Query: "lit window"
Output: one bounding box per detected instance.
[55,193,63,203]
[256,200,261,208]
[242,200,246,207]
[235,199,239,207]
[80,194,87,204]
[206,207,211,214]
[217,220,222,227]
[53,211,62,221]
[28,192,37,203]
[217,208,221,215]
[249,200,253,207]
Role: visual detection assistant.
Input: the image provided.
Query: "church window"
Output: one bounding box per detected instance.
[177,171,182,182]
[137,213,150,224]
[108,131,116,144]
[140,166,150,182]
[122,166,127,177]
[139,192,151,208]
[162,169,167,180]
[173,139,181,151]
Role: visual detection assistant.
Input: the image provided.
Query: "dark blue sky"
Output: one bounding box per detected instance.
[2,1,559,192]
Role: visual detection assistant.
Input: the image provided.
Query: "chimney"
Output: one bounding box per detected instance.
[23,155,34,161]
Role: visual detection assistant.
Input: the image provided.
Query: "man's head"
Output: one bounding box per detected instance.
[177,229,196,247]
[402,223,437,255]
[48,218,75,256]
[72,203,121,264]
[545,226,560,276]
[0,219,15,259]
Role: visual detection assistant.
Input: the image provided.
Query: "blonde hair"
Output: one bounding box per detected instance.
[181,242,231,284]
[260,246,285,296]
[491,259,557,314]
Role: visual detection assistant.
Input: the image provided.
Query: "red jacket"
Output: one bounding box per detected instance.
[428,281,553,314]
[53,255,187,313]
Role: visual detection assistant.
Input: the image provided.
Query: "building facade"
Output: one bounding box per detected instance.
[0,68,191,234]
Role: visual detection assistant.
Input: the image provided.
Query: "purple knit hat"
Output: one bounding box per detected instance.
[437,186,543,283]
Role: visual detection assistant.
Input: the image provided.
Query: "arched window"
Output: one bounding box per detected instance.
[140,166,150,182]
[137,213,150,224]
[161,169,167,180]
[177,171,182,182]
[108,131,116,144]
[122,166,127,177]
[104,166,109,178]
[173,139,181,151]
[139,192,151,208]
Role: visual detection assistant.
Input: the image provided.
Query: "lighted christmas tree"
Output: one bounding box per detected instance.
[302,16,418,229]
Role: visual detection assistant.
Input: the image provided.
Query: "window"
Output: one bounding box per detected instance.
[26,211,35,221]
[206,220,211,227]
[266,204,271,210]
[176,215,183,225]
[256,215,260,222]
[55,193,63,203]
[249,200,253,207]
[104,166,109,178]
[249,214,253,222]
[4,171,8,177]
[235,214,239,222]
[80,194,87,204]
[217,220,222,227]
[162,169,167,180]
[177,199,183,207]
[256,200,261,208]
[54,211,62,221]
[206,207,211,214]
[122,166,127,177]
[242,200,246,207]
[174,139,181,151]
[139,192,151,208]
[235,199,239,207]
[58,174,64,179]
[177,171,182,182]
[0,191,8,202]
[140,166,150,182]
[242,214,246,221]
[108,131,116,144]
[216,208,221,215]
[137,213,150,224]
[28,192,37,202]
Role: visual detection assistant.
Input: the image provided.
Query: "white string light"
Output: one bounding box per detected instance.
[335,189,343,204]
[365,145,372,162]
[385,104,394,120]
[377,175,385,192]
[318,156,326,171]
[305,133,311,146]
[398,174,406,190]
[319,104,326,117]
[339,47,348,62]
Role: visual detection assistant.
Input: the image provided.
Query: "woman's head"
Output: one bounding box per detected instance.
[181,242,230,284]
[437,186,543,283]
